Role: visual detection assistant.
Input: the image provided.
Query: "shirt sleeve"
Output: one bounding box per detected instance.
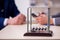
[4,18,8,26]
[54,17,60,26]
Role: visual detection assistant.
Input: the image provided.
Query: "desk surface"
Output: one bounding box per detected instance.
[0,24,60,39]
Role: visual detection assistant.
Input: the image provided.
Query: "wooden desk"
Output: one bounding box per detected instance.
[0,24,60,39]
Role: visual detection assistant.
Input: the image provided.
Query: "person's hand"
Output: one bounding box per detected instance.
[7,14,26,25]
[36,14,53,25]
[16,13,26,24]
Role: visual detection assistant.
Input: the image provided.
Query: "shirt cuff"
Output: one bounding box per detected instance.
[4,18,9,26]
[53,18,56,25]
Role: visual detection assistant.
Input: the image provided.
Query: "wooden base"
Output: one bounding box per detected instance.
[24,30,53,37]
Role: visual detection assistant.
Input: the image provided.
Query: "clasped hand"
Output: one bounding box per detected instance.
[36,13,53,25]
[7,14,26,25]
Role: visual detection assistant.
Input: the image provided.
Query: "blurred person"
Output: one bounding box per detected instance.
[36,12,60,26]
[0,0,26,30]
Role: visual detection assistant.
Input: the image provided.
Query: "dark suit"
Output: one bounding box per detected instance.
[0,0,20,30]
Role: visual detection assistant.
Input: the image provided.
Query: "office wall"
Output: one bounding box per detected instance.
[15,0,60,16]
[15,0,30,17]
[32,7,60,16]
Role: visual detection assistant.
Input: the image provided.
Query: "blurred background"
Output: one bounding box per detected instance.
[15,0,60,16]
[15,0,60,23]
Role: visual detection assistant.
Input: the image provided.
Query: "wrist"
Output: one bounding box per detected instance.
[50,18,54,24]
[7,17,13,25]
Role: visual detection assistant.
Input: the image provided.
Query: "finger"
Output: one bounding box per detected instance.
[36,17,41,20]
[18,14,26,20]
